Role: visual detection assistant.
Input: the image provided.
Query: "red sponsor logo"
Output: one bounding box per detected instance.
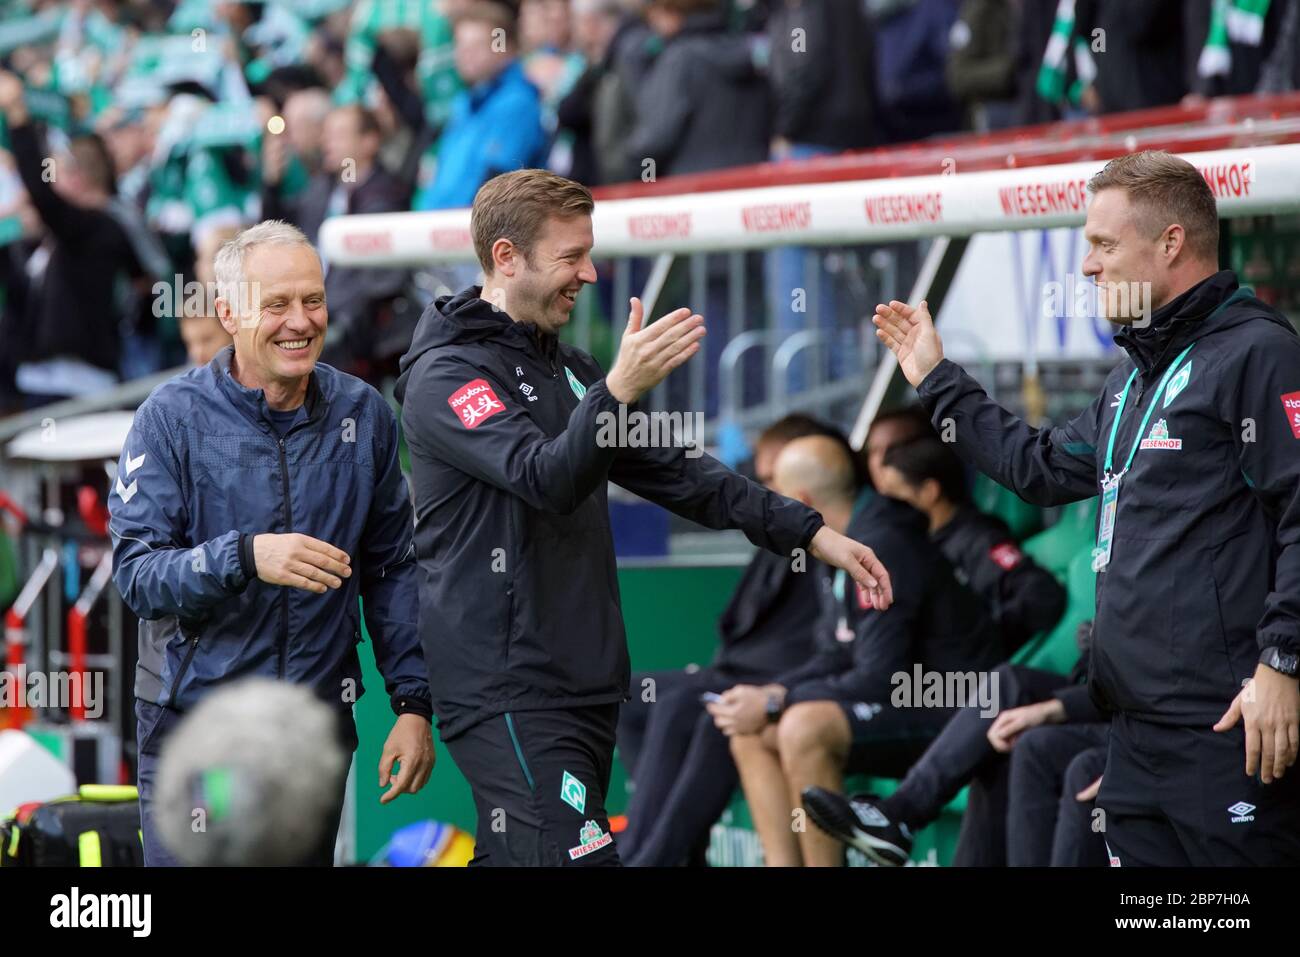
[863,192,943,225]
[855,583,874,611]
[342,231,393,254]
[988,542,1023,571]
[741,202,812,233]
[448,378,505,429]
[627,213,692,240]
[997,179,1088,218]
[429,228,473,250]
[1282,391,1300,439]
[1197,162,1253,199]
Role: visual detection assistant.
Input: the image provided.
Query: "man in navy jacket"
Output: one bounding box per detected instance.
[110,221,434,866]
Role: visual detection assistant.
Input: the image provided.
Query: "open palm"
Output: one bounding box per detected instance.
[872,299,945,388]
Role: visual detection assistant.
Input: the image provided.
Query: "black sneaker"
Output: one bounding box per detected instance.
[801,787,913,866]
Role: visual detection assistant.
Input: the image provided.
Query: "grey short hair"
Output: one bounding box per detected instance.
[213,220,318,317]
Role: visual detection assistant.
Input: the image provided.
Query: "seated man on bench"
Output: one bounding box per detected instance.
[713,434,1001,866]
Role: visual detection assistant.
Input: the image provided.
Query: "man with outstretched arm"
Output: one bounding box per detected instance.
[873,150,1300,865]
[396,168,891,866]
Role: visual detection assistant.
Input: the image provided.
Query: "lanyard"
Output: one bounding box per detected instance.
[1102,285,1256,477]
[1103,341,1195,478]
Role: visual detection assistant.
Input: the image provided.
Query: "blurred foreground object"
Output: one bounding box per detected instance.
[154,678,349,866]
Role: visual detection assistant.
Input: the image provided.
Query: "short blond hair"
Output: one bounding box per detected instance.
[1087,151,1219,262]
[471,169,594,274]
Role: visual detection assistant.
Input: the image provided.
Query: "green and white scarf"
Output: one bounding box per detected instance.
[1036,0,1096,107]
[1199,0,1272,79]
[337,0,461,129]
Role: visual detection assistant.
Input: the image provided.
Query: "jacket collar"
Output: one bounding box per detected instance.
[211,345,326,432]
[1113,269,1238,377]
[464,285,562,362]
[469,59,525,109]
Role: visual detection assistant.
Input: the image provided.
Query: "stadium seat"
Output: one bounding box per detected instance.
[971,473,1046,542]
[1020,497,1098,581]
[1012,547,1098,676]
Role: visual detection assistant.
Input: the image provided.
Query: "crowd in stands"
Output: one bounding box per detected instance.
[0,0,1296,410]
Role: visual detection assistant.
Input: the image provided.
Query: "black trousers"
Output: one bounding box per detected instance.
[1006,723,1110,866]
[880,663,1069,865]
[618,668,740,866]
[444,703,622,866]
[1098,713,1300,866]
[1053,743,1108,867]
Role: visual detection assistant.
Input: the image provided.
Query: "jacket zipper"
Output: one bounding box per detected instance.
[277,435,293,679]
[166,634,200,708]
[539,331,558,378]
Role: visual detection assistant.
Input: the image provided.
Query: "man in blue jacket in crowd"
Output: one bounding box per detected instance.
[109,220,435,866]
[414,2,548,211]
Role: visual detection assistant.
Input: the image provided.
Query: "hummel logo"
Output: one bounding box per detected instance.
[1110,391,1124,408]
[124,450,146,475]
[115,477,138,504]
[1228,801,1256,823]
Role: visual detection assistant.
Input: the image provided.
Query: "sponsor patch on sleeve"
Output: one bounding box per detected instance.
[1281,391,1300,439]
[988,542,1023,571]
[448,378,505,429]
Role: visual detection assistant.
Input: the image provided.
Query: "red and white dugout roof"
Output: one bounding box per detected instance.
[320,92,1300,266]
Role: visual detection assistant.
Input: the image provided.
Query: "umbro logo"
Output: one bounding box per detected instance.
[1228,801,1255,823]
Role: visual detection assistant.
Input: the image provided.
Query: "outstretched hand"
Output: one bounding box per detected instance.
[872,299,945,388]
[605,297,705,404]
[809,526,893,611]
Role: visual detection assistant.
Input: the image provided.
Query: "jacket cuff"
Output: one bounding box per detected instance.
[392,692,433,720]
[1259,620,1300,655]
[238,533,258,587]
[1052,683,1104,723]
[801,513,826,552]
[915,356,960,397]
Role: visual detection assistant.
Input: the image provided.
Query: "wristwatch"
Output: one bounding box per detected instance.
[765,692,784,724]
[1259,647,1299,677]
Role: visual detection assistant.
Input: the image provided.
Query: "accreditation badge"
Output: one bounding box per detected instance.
[1092,473,1121,572]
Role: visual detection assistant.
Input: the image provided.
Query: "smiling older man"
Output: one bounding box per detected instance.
[109,220,434,866]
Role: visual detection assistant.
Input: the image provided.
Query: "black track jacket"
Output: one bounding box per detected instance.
[918,271,1300,726]
[396,287,824,739]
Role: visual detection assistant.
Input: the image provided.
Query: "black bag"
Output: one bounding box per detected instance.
[0,785,143,867]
